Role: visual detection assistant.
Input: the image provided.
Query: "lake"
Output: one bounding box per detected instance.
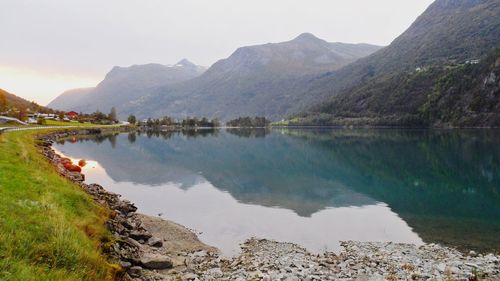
[53,128,500,255]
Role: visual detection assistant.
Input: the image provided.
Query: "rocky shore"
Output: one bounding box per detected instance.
[37,130,499,281]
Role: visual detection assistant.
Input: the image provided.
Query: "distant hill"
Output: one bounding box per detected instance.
[48,59,206,117]
[126,33,381,120]
[0,88,46,112]
[294,0,500,127]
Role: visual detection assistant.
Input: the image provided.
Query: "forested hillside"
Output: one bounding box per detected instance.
[294,0,500,127]
[0,88,47,114]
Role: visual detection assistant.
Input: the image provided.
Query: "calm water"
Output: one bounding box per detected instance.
[54,129,500,255]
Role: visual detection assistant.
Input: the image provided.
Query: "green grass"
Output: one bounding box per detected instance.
[0,120,93,128]
[1,120,121,129]
[44,120,94,127]
[0,130,119,280]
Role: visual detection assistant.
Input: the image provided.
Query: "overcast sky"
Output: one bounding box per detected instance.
[0,0,434,105]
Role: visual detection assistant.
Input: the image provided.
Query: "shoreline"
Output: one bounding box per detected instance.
[37,129,499,280]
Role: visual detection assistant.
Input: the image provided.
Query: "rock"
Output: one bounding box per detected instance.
[67,172,84,182]
[436,263,446,272]
[121,219,134,230]
[120,261,132,270]
[206,268,223,278]
[465,262,478,268]
[182,273,199,280]
[147,237,163,247]
[140,253,173,269]
[118,200,138,214]
[128,266,142,278]
[129,230,152,241]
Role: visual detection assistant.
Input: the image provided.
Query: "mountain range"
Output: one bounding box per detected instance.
[48,35,381,120]
[48,0,500,126]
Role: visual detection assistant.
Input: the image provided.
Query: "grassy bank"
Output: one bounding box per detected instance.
[44,120,94,127]
[0,130,118,280]
[1,120,115,128]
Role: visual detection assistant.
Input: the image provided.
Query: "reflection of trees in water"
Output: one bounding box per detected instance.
[226,128,270,138]
[282,129,500,202]
[142,128,220,140]
[279,129,500,252]
[127,132,136,143]
[69,129,221,144]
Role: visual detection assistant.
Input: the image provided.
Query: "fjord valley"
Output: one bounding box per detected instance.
[1,0,500,280]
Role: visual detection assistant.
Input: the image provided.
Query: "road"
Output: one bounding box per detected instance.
[0,126,79,133]
[0,116,28,125]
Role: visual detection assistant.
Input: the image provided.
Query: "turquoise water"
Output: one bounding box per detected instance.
[54,129,500,255]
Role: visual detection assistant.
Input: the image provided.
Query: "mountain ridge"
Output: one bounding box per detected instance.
[125,34,382,120]
[293,0,500,127]
[48,60,207,114]
[50,34,381,120]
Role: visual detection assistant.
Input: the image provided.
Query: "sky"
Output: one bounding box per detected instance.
[0,0,435,106]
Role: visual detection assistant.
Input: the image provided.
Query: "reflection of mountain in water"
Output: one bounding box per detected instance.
[56,130,377,217]
[279,129,500,252]
[55,129,500,252]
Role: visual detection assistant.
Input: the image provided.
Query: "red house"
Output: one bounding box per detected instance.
[66,111,79,119]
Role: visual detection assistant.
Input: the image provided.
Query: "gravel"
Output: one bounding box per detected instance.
[186,239,499,281]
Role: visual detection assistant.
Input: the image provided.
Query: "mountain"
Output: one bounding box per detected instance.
[48,60,206,117]
[126,33,381,120]
[48,87,94,111]
[50,34,381,120]
[294,0,500,127]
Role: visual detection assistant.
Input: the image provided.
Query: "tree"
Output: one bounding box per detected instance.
[212,118,220,127]
[37,117,46,125]
[109,107,118,122]
[0,91,7,112]
[58,111,65,120]
[127,114,137,125]
[17,107,27,121]
[93,111,107,122]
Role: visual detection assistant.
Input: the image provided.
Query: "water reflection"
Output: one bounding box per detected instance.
[226,128,270,138]
[54,129,500,253]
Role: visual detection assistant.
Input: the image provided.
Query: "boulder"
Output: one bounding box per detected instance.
[129,230,152,241]
[118,201,138,214]
[119,261,132,270]
[128,266,142,278]
[67,172,84,182]
[147,237,163,247]
[140,253,173,269]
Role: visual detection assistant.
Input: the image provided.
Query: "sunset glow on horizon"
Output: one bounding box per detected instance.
[0,66,100,106]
